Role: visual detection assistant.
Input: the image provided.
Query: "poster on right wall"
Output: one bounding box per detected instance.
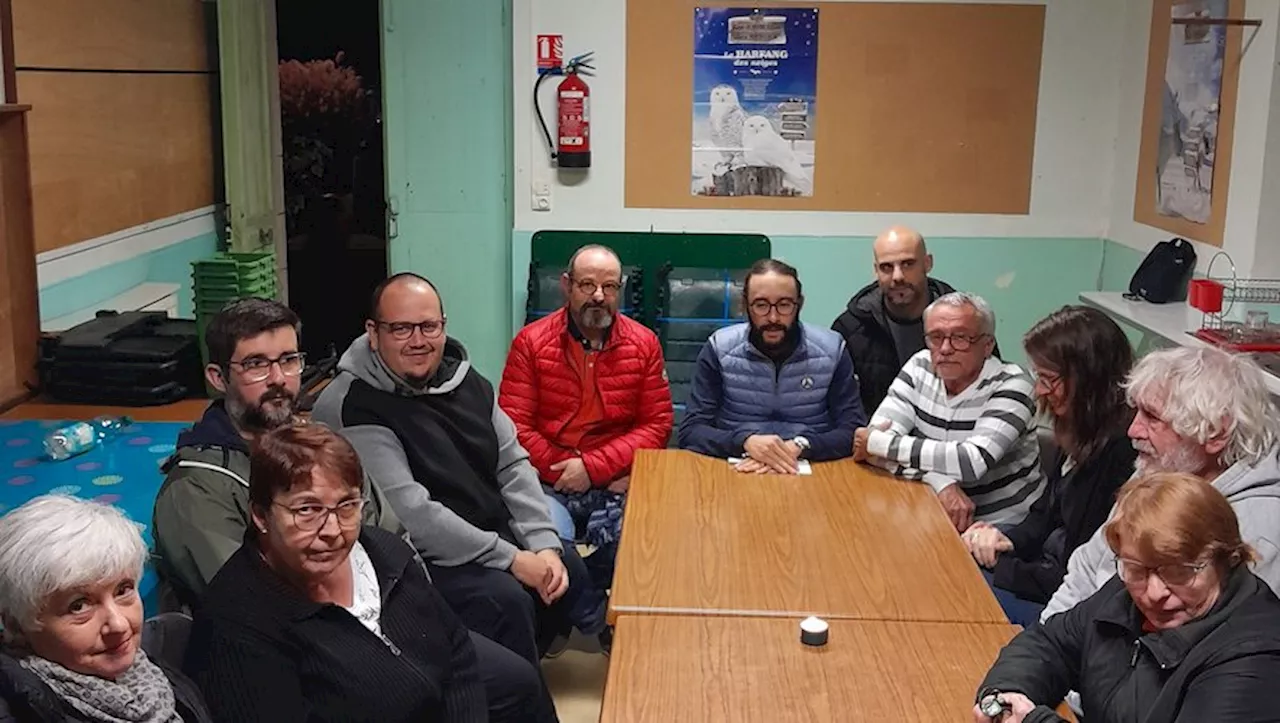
[1157,0,1226,224]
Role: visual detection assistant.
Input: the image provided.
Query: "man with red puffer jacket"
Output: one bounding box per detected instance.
[500,244,673,599]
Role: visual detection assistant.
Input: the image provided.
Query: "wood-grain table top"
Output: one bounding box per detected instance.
[601,615,1075,722]
[609,450,1006,624]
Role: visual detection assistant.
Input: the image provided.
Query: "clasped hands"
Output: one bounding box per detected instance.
[509,548,570,605]
[735,435,803,474]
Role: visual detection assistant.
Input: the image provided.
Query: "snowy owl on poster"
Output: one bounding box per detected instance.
[708,84,747,171]
[742,115,810,193]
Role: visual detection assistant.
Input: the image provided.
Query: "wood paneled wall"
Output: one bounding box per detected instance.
[12,0,215,252]
[0,107,38,407]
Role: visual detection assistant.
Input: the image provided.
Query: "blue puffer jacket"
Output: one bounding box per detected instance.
[677,322,866,461]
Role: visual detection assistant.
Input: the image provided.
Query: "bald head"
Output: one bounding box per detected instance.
[369,272,442,321]
[567,244,622,278]
[873,226,927,262]
[872,226,933,318]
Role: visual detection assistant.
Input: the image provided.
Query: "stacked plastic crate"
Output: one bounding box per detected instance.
[192,252,278,367]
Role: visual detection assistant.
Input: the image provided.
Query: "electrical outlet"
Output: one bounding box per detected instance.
[532,180,552,212]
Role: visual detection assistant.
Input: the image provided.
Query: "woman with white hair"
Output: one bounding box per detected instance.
[0,495,210,723]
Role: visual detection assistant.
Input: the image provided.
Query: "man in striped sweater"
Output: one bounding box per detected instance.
[853,292,1044,532]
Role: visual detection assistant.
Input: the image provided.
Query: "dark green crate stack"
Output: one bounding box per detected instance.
[192,252,278,367]
[526,231,771,436]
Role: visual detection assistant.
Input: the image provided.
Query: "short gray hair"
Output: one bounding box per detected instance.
[1125,346,1280,468]
[925,291,996,336]
[0,496,147,635]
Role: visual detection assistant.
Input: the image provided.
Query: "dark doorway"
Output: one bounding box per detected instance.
[276,0,386,360]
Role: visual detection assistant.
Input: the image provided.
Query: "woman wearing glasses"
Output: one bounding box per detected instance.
[974,472,1280,723]
[184,423,535,723]
[963,306,1137,626]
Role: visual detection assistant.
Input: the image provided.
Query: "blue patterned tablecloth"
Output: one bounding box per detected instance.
[0,419,189,613]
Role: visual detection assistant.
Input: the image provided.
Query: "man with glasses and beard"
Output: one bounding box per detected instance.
[499,245,672,628]
[678,259,866,473]
[313,273,609,674]
[152,298,402,610]
[853,292,1044,533]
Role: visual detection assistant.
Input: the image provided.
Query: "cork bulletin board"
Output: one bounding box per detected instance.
[624,1,1046,214]
[1132,0,1245,248]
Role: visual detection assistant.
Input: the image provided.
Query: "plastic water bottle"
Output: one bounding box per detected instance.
[43,416,133,461]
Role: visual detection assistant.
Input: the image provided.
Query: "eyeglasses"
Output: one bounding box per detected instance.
[570,278,624,297]
[273,498,366,532]
[1033,369,1062,388]
[376,319,447,341]
[748,298,799,316]
[1114,557,1209,589]
[228,352,306,383]
[924,332,988,351]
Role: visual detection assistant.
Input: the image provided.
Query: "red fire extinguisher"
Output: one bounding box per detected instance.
[535,51,594,169]
[556,70,590,168]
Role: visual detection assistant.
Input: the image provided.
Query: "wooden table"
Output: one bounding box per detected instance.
[602,615,1081,722]
[609,450,1006,624]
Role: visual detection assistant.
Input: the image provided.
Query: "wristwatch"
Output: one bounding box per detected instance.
[793,436,811,458]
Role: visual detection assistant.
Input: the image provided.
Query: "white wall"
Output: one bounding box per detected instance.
[1106,0,1280,277]
[512,0,1127,239]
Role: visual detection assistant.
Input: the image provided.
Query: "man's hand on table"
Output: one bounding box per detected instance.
[853,420,891,462]
[937,483,976,533]
[740,434,799,474]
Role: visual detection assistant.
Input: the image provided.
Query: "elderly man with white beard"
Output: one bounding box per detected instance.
[1042,346,1280,621]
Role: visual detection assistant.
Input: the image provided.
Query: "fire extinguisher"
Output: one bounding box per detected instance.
[536,52,594,169]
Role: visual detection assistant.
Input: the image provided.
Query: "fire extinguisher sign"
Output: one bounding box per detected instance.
[536,34,563,71]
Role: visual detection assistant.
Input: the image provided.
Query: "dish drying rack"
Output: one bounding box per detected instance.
[1189,252,1280,352]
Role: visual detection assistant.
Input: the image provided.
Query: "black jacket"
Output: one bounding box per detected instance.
[979,565,1280,723]
[833,277,1003,414]
[0,649,211,723]
[992,428,1137,603]
[185,526,485,723]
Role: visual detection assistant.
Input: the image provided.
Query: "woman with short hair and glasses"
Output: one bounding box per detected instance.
[974,472,1280,723]
[185,423,553,723]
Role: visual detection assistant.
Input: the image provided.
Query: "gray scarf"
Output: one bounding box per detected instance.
[19,649,183,723]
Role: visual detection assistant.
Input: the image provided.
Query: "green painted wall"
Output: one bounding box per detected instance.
[1099,240,1146,292]
[381,0,514,380]
[512,232,1108,367]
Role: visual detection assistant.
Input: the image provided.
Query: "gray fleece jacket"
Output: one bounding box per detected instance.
[312,334,561,570]
[1042,449,1280,621]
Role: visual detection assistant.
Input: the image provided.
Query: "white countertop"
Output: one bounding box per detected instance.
[1079,291,1280,395]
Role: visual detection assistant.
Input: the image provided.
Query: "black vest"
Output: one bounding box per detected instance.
[343,371,515,543]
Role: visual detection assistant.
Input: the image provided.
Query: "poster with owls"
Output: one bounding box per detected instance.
[692,7,818,198]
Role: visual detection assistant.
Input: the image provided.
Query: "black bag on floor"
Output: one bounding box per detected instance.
[39,311,204,405]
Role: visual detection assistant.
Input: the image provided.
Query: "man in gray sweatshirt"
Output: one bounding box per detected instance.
[1043,346,1280,620]
[314,273,608,670]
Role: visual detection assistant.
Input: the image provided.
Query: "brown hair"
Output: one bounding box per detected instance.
[248,422,364,511]
[742,258,803,300]
[1023,305,1134,464]
[1104,472,1255,571]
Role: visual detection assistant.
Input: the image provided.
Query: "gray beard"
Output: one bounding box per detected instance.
[1133,441,1208,476]
[580,307,614,330]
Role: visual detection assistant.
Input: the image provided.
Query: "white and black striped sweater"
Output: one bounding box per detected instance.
[867,351,1045,526]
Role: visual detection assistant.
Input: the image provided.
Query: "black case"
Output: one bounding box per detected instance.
[40,311,204,405]
[1127,237,1197,303]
